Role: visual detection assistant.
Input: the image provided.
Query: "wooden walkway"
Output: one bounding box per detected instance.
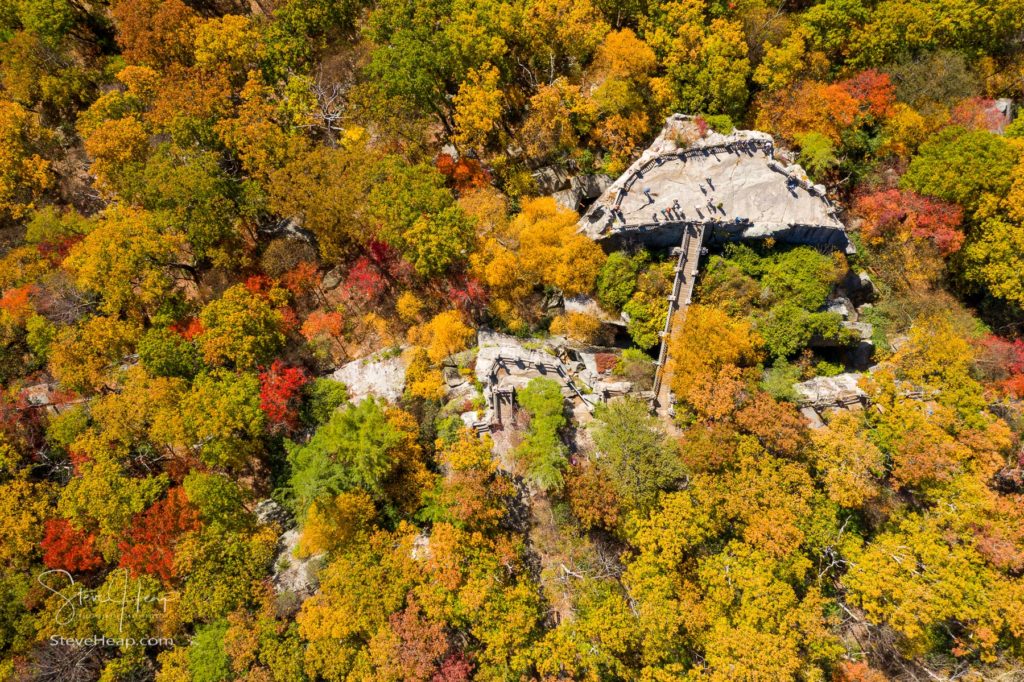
[653,223,705,418]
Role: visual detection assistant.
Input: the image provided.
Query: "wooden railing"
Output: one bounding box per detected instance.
[651,223,705,401]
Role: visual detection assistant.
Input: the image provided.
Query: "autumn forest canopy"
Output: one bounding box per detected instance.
[3,0,1024,679]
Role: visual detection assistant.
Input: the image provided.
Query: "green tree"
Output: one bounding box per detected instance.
[138,326,201,379]
[756,303,847,359]
[759,246,837,310]
[188,620,232,682]
[589,397,683,515]
[795,131,838,180]
[622,290,665,351]
[596,251,642,311]
[134,145,242,264]
[901,127,1018,213]
[182,369,265,470]
[287,398,417,516]
[516,377,568,492]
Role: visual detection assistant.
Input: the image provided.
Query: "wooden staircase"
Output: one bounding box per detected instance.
[653,223,705,416]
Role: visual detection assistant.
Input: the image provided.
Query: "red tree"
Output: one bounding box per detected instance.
[853,189,964,255]
[974,334,1024,397]
[435,154,491,193]
[36,235,84,265]
[840,69,896,119]
[343,257,389,306]
[244,274,275,296]
[118,487,200,584]
[446,275,488,314]
[170,316,204,340]
[432,654,473,682]
[259,360,309,430]
[282,261,321,297]
[41,519,104,573]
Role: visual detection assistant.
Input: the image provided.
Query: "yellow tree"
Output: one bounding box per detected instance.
[82,115,150,195]
[49,315,143,393]
[666,304,762,407]
[472,197,605,330]
[0,100,52,222]
[408,310,474,364]
[298,490,377,557]
[217,77,311,182]
[64,206,187,316]
[809,411,885,508]
[453,63,503,152]
[0,478,54,570]
[515,197,606,296]
[196,284,286,370]
[519,79,594,160]
[192,15,262,76]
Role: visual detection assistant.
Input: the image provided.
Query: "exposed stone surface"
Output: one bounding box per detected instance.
[800,406,826,429]
[579,114,849,252]
[19,383,84,415]
[839,270,877,305]
[572,174,613,199]
[554,175,614,211]
[563,294,626,326]
[824,296,855,320]
[532,166,571,194]
[330,349,407,403]
[254,499,293,529]
[794,372,868,409]
[842,321,874,341]
[252,500,321,603]
[553,188,581,211]
[270,529,322,600]
[988,98,1014,134]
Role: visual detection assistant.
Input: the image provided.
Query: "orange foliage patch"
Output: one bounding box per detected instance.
[436,153,491,193]
[0,285,34,322]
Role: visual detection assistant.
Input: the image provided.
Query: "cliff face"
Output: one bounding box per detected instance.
[578,114,852,253]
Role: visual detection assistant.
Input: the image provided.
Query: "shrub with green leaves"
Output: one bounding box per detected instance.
[597,251,644,311]
[516,377,568,491]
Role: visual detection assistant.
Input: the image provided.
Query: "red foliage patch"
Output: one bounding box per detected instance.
[446,275,488,313]
[343,257,389,305]
[36,235,83,265]
[693,116,709,137]
[951,97,1006,132]
[595,353,618,374]
[259,360,309,430]
[281,261,320,296]
[0,285,34,323]
[974,334,1024,397]
[244,274,275,296]
[41,518,104,573]
[118,488,201,584]
[67,449,92,476]
[432,653,473,682]
[301,310,345,341]
[170,317,204,340]
[279,305,300,334]
[853,189,964,255]
[840,69,896,118]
